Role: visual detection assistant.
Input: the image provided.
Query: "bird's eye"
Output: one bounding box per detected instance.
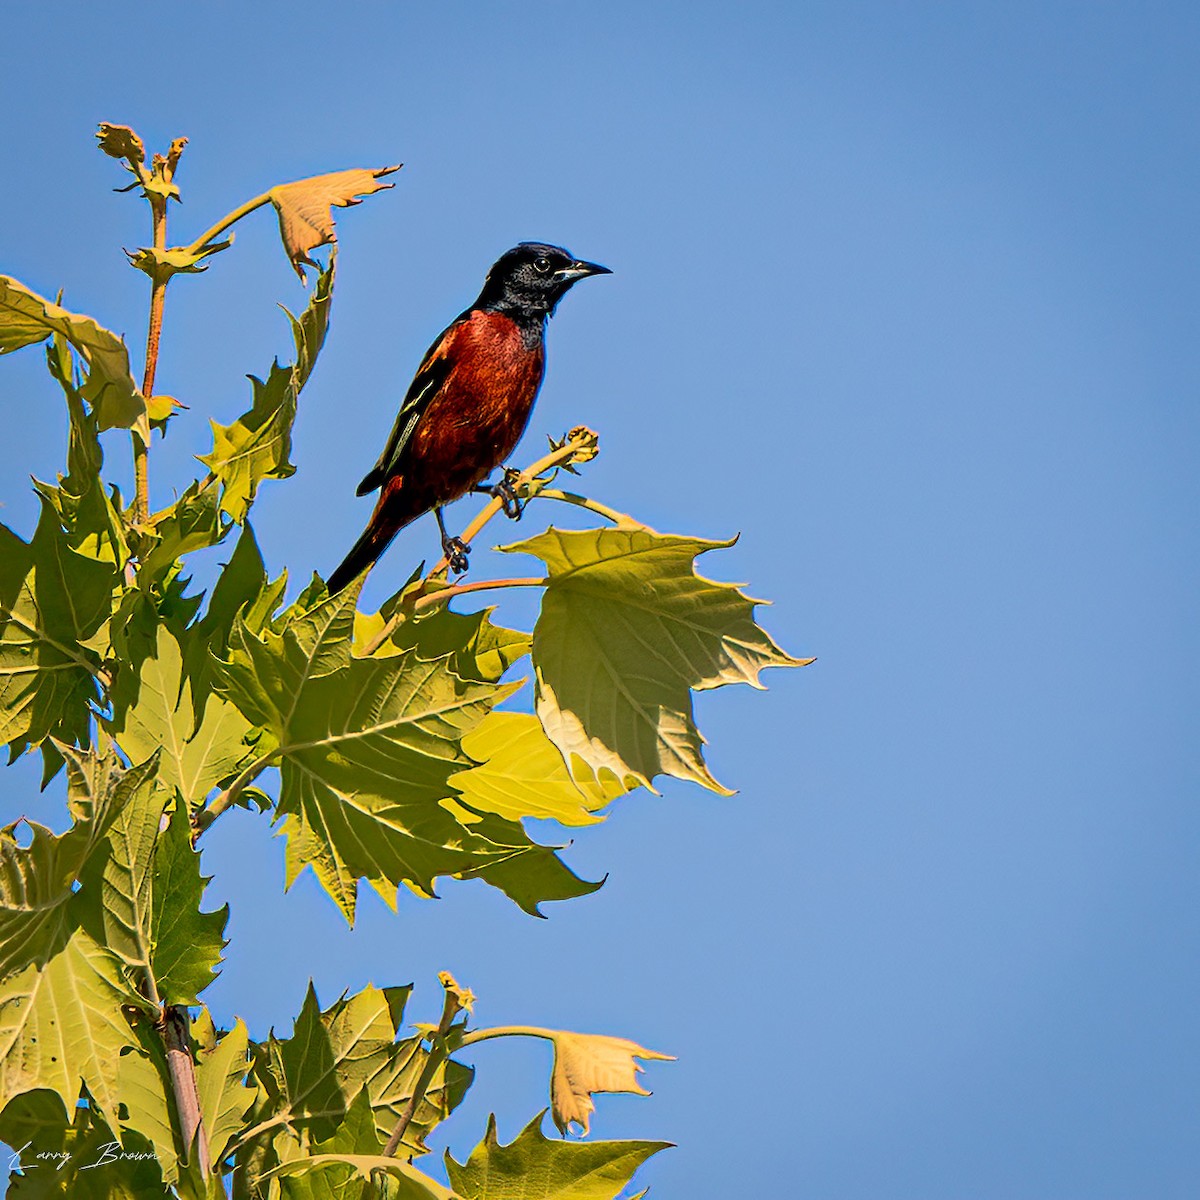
[532,256,552,274]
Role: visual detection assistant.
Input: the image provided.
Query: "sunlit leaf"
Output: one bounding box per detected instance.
[0,502,116,758]
[446,1111,670,1200]
[452,713,623,827]
[252,984,470,1154]
[111,624,253,807]
[504,525,811,795]
[198,255,335,521]
[0,929,146,1124]
[546,1033,673,1137]
[0,275,145,431]
[193,1011,255,1171]
[269,167,399,279]
[217,583,580,922]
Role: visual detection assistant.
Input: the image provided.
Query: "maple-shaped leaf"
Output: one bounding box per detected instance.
[193,1010,256,1171]
[452,712,623,827]
[0,274,146,431]
[546,1033,674,1137]
[95,121,145,164]
[503,525,811,795]
[198,254,334,521]
[0,928,147,1125]
[446,1111,671,1200]
[0,501,117,758]
[216,583,585,922]
[150,805,229,1004]
[268,166,400,279]
[0,747,150,980]
[114,1013,184,1185]
[110,624,254,806]
[0,1090,167,1198]
[250,983,471,1154]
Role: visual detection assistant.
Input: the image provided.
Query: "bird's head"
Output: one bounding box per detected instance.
[477,243,611,317]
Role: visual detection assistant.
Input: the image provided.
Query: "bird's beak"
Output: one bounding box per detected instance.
[554,259,612,282]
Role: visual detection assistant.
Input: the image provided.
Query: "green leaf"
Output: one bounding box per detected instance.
[115,1014,182,1184]
[0,929,146,1125]
[193,1011,256,1171]
[111,624,253,807]
[0,501,117,757]
[138,480,230,588]
[359,602,532,686]
[126,239,232,283]
[1,1095,167,1199]
[198,255,335,522]
[72,753,165,984]
[446,1112,671,1200]
[150,806,228,1004]
[0,275,146,432]
[504,525,811,795]
[452,713,623,827]
[0,745,144,979]
[252,983,471,1153]
[217,583,577,922]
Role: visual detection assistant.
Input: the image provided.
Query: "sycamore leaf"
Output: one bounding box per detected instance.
[0,746,147,980]
[269,166,400,279]
[0,274,145,431]
[360,601,532,685]
[198,254,335,521]
[138,479,231,586]
[150,805,228,1004]
[111,624,253,806]
[216,583,582,923]
[0,502,116,756]
[446,1112,670,1200]
[546,1034,674,1137]
[504,525,811,795]
[115,1015,182,1185]
[452,713,624,827]
[126,239,232,283]
[252,984,471,1153]
[0,929,146,1124]
[0,1093,167,1198]
[193,1011,256,1170]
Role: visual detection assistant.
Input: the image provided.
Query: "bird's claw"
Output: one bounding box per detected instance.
[442,535,470,574]
[474,469,525,520]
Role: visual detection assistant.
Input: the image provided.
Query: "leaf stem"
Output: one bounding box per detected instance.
[382,983,464,1158]
[458,1025,556,1048]
[185,192,273,256]
[534,488,626,524]
[193,750,276,837]
[411,576,546,616]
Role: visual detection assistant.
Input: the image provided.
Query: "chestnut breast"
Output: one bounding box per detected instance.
[406,309,545,503]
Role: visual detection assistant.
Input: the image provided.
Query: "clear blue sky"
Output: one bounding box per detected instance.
[1,2,1197,1196]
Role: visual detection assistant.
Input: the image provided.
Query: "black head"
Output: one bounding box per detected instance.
[474,242,611,318]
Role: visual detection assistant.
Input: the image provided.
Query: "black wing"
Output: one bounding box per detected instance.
[355,331,457,496]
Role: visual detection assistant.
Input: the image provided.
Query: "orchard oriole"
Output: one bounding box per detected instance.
[327,242,610,593]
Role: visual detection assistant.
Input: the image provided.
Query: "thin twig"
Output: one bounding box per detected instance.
[162,1005,213,1181]
[361,429,598,657]
[133,194,168,526]
[382,986,463,1158]
[193,750,276,838]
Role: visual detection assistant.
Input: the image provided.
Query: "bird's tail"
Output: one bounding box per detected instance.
[327,492,419,595]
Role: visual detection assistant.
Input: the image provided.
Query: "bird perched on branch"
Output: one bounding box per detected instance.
[327,243,610,594]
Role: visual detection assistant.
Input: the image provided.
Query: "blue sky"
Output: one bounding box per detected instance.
[1,2,1197,1195]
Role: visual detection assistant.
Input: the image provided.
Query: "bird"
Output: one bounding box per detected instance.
[327,242,611,595]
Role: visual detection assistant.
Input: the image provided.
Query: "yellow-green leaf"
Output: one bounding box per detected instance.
[198,254,335,521]
[446,1112,670,1200]
[503,525,811,795]
[0,275,145,431]
[452,713,622,827]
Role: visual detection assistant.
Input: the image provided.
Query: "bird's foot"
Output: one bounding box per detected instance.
[442,535,471,574]
[473,468,525,520]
